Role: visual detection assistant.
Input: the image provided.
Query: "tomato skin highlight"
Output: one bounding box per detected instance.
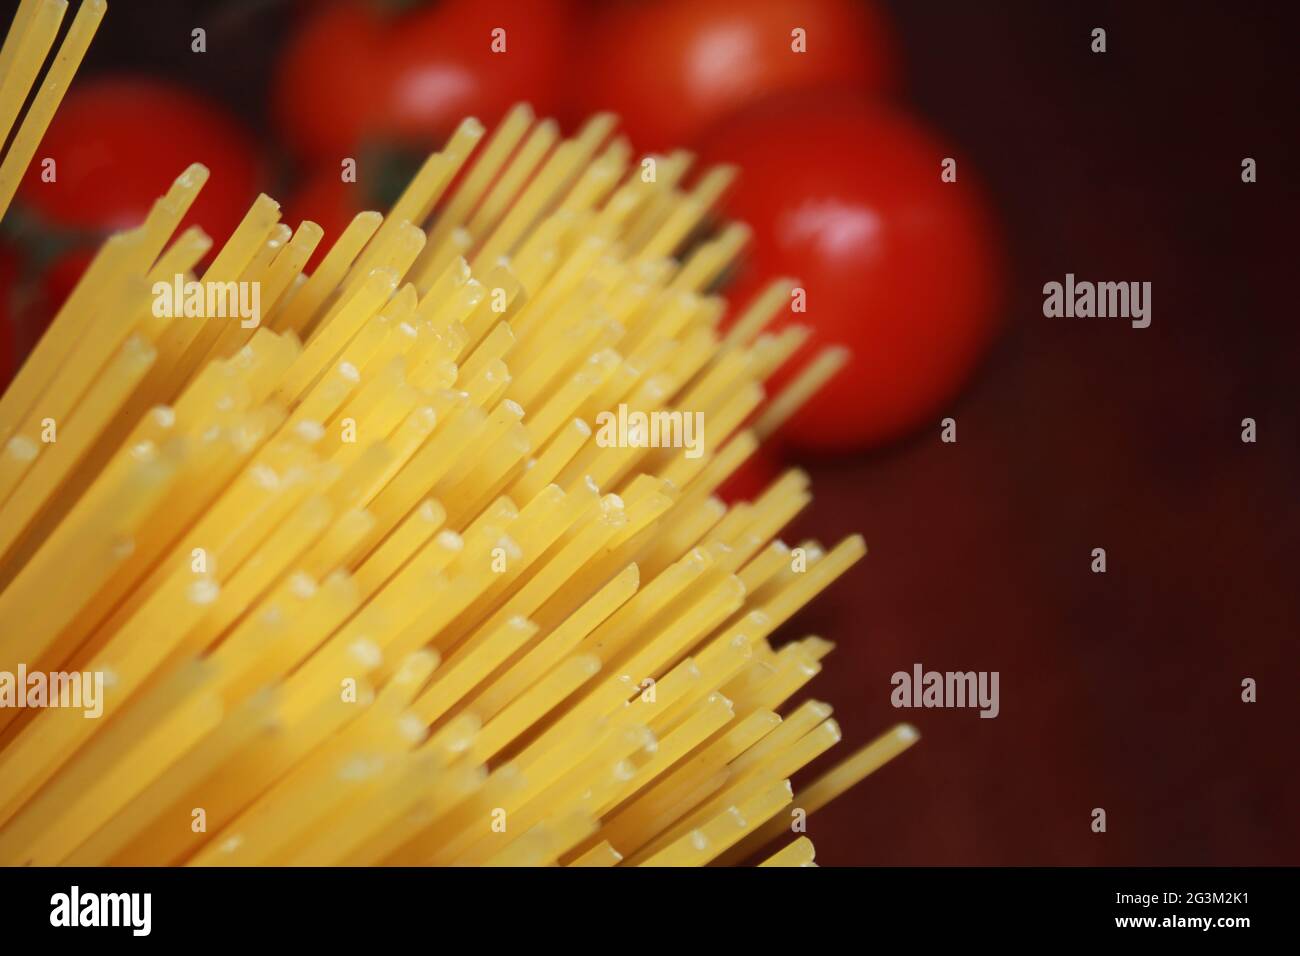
[275,0,575,161]
[579,0,897,152]
[698,96,1005,452]
[17,77,260,246]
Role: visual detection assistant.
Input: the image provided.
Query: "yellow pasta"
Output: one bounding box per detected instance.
[0,0,920,867]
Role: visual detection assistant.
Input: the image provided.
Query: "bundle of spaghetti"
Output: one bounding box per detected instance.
[0,5,918,867]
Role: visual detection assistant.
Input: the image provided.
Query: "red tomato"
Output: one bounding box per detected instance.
[34,249,96,335]
[275,0,575,161]
[282,144,444,273]
[18,77,260,245]
[281,165,364,274]
[697,96,1004,452]
[717,445,784,505]
[580,0,896,152]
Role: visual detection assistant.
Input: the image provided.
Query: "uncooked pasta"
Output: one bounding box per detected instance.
[0,0,917,867]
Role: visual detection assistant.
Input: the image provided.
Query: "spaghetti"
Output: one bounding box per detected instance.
[0,0,917,866]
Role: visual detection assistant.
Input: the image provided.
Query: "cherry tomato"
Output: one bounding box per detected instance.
[282,143,444,273]
[275,0,575,161]
[717,446,784,505]
[34,249,96,334]
[579,0,896,152]
[281,165,362,274]
[697,96,1004,452]
[18,77,260,244]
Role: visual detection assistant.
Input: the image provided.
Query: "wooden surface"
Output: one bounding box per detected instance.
[778,0,1298,865]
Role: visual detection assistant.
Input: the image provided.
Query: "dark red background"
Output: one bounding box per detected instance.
[16,0,1299,864]
[785,1,1300,865]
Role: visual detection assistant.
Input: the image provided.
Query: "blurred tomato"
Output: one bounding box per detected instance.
[18,77,260,244]
[275,0,574,161]
[698,96,1003,452]
[36,249,96,331]
[579,0,896,152]
[283,143,443,273]
[717,445,784,505]
[281,165,361,274]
